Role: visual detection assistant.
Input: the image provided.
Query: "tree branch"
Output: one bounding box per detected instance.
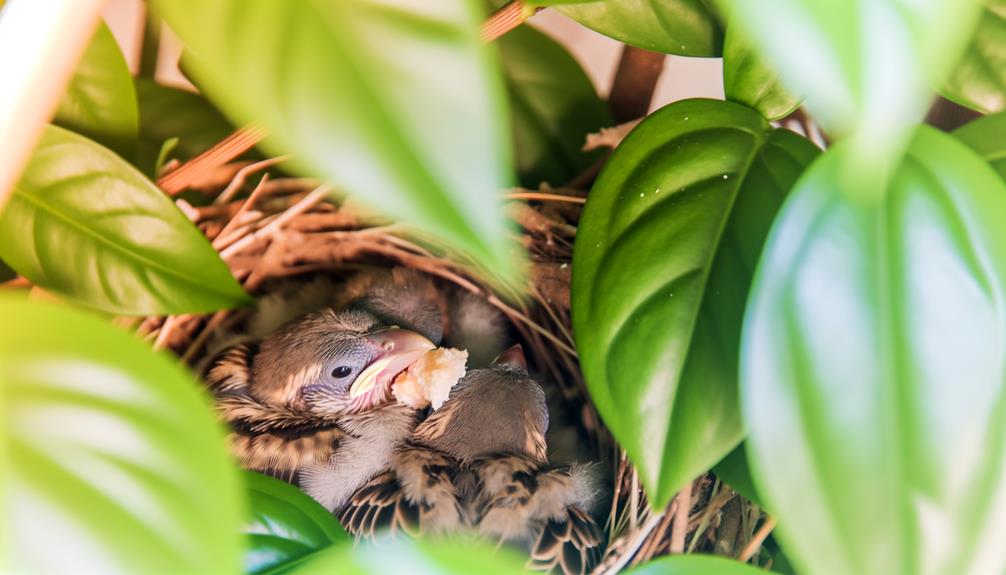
[608,45,666,123]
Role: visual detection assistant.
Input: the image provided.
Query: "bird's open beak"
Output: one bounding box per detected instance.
[349,328,436,399]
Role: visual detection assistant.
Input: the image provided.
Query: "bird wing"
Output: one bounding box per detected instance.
[472,455,604,575]
[527,505,603,575]
[205,341,348,479]
[340,443,467,540]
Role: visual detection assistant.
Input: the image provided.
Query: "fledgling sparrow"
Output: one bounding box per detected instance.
[338,346,604,575]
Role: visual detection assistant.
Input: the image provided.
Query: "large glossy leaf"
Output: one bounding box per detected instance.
[954,110,1006,178]
[0,125,250,315]
[743,126,1006,574]
[715,0,983,161]
[281,536,527,574]
[153,0,517,277]
[556,1,723,56]
[243,471,348,575]
[136,79,238,177]
[571,99,819,509]
[942,1,1006,113]
[54,20,138,158]
[0,296,243,574]
[722,25,800,121]
[498,25,611,187]
[625,555,774,575]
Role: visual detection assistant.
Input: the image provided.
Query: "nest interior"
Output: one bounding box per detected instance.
[137,155,769,573]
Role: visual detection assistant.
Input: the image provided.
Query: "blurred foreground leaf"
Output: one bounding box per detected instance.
[243,471,348,575]
[154,0,519,278]
[743,126,1006,574]
[715,0,983,165]
[572,99,819,509]
[0,125,250,315]
[626,555,774,575]
[0,296,243,574]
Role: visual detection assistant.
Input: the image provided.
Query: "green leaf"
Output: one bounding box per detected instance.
[0,296,243,574]
[278,536,527,574]
[153,0,518,277]
[954,110,1006,179]
[942,1,1006,113]
[712,444,762,506]
[715,0,984,162]
[135,79,239,177]
[0,125,251,315]
[571,99,819,509]
[556,1,723,57]
[722,25,800,121]
[55,20,138,159]
[743,125,1006,574]
[498,25,612,187]
[625,555,774,575]
[243,471,348,575]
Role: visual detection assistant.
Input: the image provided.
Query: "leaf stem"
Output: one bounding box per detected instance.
[482,1,540,42]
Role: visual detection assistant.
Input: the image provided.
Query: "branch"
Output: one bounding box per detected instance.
[608,45,666,123]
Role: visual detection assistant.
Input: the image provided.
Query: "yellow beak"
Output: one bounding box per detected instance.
[348,328,436,399]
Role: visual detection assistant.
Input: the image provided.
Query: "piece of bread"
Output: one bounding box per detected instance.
[393,348,468,410]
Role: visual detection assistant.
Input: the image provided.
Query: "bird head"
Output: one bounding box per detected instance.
[250,308,435,417]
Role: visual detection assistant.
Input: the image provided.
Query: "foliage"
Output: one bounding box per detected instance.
[0,125,250,315]
[743,126,1006,574]
[151,0,519,279]
[572,98,819,509]
[0,296,243,574]
[1,0,1006,574]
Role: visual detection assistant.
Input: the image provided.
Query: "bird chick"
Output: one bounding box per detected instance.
[340,346,604,575]
[205,268,502,511]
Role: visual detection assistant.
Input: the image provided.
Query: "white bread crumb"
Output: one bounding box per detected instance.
[392,348,468,410]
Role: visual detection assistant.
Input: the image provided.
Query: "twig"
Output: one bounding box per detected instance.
[608,46,666,123]
[596,512,665,575]
[220,185,330,259]
[215,156,290,204]
[669,480,693,554]
[213,173,272,248]
[505,191,586,204]
[482,1,540,42]
[737,515,776,563]
[158,124,269,194]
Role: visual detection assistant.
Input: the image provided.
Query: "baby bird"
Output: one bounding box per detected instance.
[204,268,506,511]
[338,346,604,575]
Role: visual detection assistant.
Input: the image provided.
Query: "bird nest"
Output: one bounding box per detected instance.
[138,149,766,573]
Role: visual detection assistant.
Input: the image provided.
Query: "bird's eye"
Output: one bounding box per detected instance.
[331,365,353,379]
